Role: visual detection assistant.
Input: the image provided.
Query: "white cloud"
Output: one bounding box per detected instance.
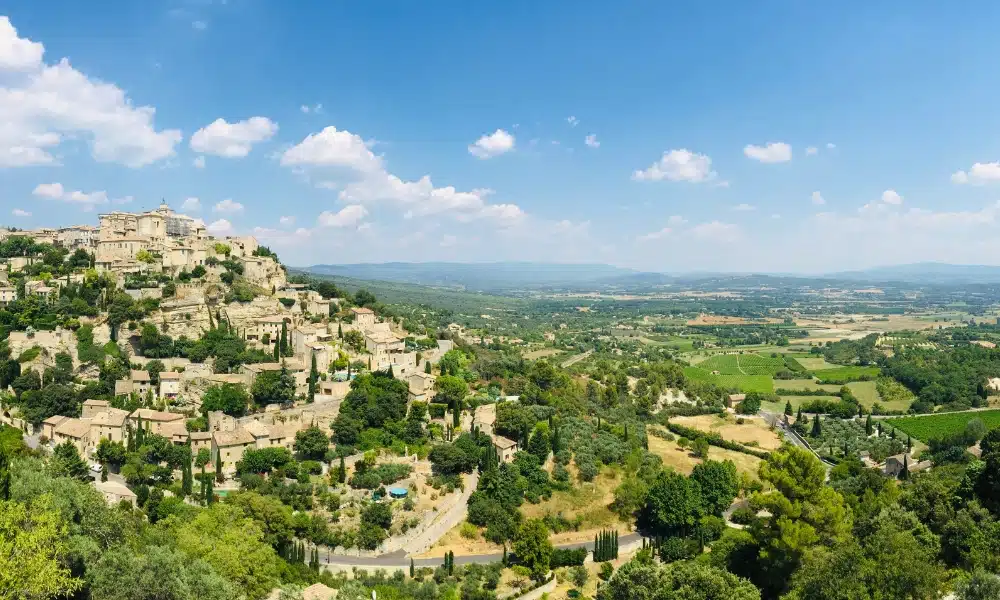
[468,129,515,159]
[193,155,205,169]
[0,17,43,70]
[181,197,201,212]
[584,134,600,149]
[279,215,295,226]
[0,16,181,167]
[279,126,383,172]
[733,203,755,211]
[811,191,825,205]
[318,205,367,228]
[31,182,120,210]
[632,149,716,183]
[11,208,30,217]
[744,142,792,163]
[206,219,232,235]
[882,189,903,205]
[805,146,818,156]
[771,214,781,219]
[213,199,244,214]
[192,20,207,30]
[566,116,578,127]
[638,226,673,242]
[690,221,741,241]
[283,124,524,223]
[190,117,278,158]
[826,143,836,149]
[300,103,323,114]
[952,162,1000,185]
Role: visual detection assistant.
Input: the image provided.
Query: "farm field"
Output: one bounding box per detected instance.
[646,435,763,479]
[695,353,787,375]
[671,414,783,450]
[771,381,884,409]
[806,417,907,463]
[886,410,1000,442]
[766,395,841,413]
[795,357,841,371]
[812,366,881,382]
[683,366,774,393]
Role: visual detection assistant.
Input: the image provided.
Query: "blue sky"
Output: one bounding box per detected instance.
[5,1,1000,273]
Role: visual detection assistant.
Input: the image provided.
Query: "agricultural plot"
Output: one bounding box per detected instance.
[795,357,841,371]
[683,366,774,393]
[805,417,906,463]
[671,414,783,450]
[812,366,881,382]
[697,353,786,376]
[773,381,882,409]
[886,410,1000,442]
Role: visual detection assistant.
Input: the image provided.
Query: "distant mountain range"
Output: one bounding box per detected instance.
[300,261,1000,292]
[303,262,638,292]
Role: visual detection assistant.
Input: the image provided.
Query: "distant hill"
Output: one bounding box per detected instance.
[828,263,1000,285]
[302,262,637,293]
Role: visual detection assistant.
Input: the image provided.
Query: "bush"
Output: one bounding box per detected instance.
[658,536,697,563]
[460,522,479,539]
[729,506,755,525]
[551,547,587,568]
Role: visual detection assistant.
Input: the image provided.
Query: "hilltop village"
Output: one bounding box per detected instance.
[0,204,508,484]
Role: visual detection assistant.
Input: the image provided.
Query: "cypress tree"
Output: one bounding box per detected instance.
[452,402,460,428]
[206,475,214,505]
[308,354,318,401]
[368,356,372,371]
[101,463,108,482]
[865,414,873,435]
[899,455,910,481]
[0,448,10,501]
[338,455,346,484]
[410,557,415,578]
[279,321,288,357]
[907,435,912,451]
[784,400,793,416]
[216,458,223,483]
[338,322,343,339]
[273,340,280,361]
[811,414,822,437]
[200,464,206,505]
[388,364,394,378]
[182,461,192,496]
[425,361,431,374]
[796,407,803,424]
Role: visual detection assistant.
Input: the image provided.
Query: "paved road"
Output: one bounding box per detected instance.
[560,350,593,368]
[319,532,643,569]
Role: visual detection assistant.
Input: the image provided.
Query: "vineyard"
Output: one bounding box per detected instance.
[805,417,906,463]
[695,353,787,376]
[683,367,774,393]
[886,409,1000,442]
[812,366,881,382]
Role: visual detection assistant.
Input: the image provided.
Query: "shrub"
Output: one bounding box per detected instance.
[460,522,479,540]
[550,547,587,568]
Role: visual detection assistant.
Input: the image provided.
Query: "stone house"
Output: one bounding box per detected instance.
[351,307,376,330]
[159,371,182,400]
[127,409,185,436]
[89,408,129,446]
[473,403,497,437]
[408,372,436,402]
[884,453,932,478]
[95,480,137,506]
[41,415,68,440]
[212,429,256,471]
[53,418,91,455]
[116,370,155,399]
[190,431,212,455]
[0,286,16,306]
[81,399,110,419]
[494,436,519,463]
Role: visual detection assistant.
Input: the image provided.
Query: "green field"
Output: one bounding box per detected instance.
[683,366,774,393]
[886,410,1000,442]
[694,353,786,376]
[812,366,881,382]
[795,357,841,371]
[765,395,841,413]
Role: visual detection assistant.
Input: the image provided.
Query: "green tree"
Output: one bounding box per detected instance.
[51,441,90,481]
[640,470,704,538]
[690,459,739,516]
[293,426,330,461]
[88,544,235,600]
[0,495,83,598]
[513,518,553,581]
[957,570,1000,600]
[597,557,759,600]
[251,365,295,407]
[201,383,250,417]
[527,422,551,462]
[611,476,649,521]
[784,400,793,416]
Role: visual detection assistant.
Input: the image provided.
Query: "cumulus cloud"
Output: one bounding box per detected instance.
[31,182,123,210]
[279,215,295,226]
[881,189,903,205]
[811,191,825,205]
[952,162,1000,185]
[0,16,181,167]
[281,124,524,223]
[584,134,600,149]
[632,149,716,183]
[206,219,233,235]
[213,199,244,214]
[318,205,367,228]
[190,117,278,158]
[11,208,30,217]
[744,142,792,163]
[181,197,201,212]
[468,129,515,159]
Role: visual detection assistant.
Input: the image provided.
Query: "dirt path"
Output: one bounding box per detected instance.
[561,350,593,368]
[736,354,747,375]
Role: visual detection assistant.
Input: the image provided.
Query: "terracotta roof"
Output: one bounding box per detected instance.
[114,380,134,395]
[351,307,374,314]
[190,431,212,441]
[213,429,255,447]
[83,399,109,408]
[91,409,129,427]
[159,371,182,380]
[43,415,68,426]
[130,370,151,382]
[129,409,184,422]
[494,436,518,449]
[54,418,90,439]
